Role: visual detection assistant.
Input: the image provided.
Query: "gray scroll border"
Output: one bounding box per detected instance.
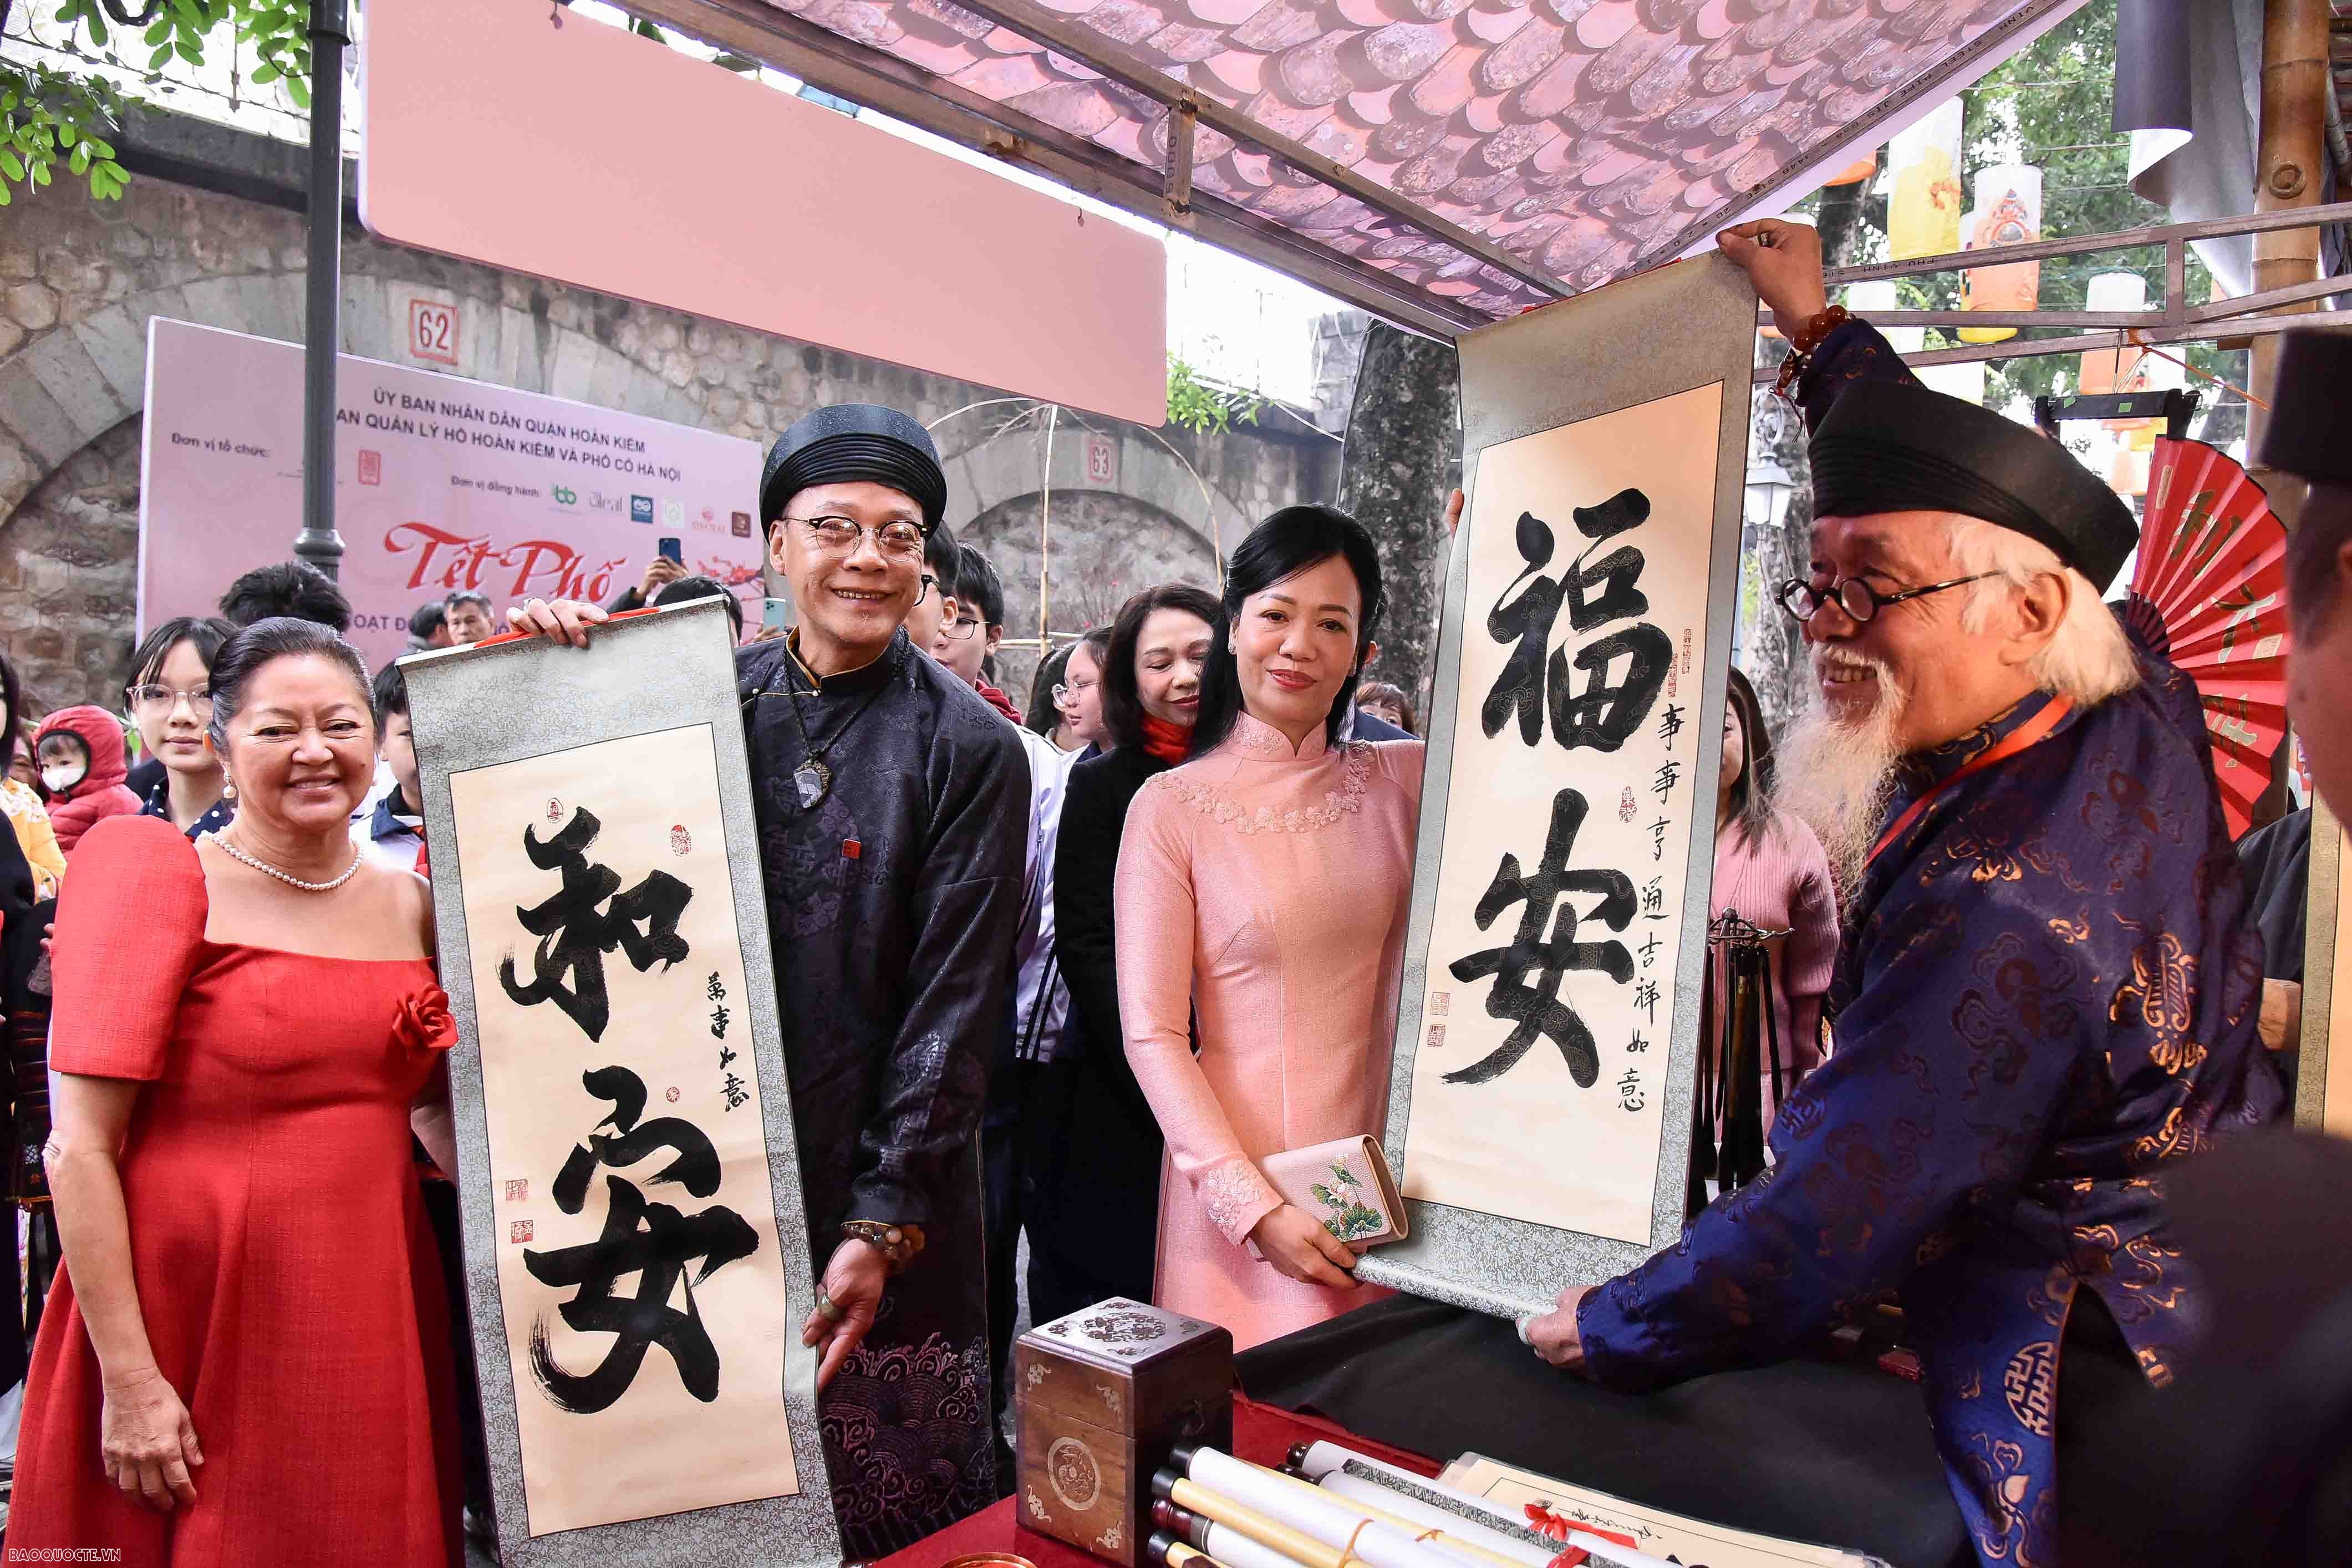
[1356,254,1759,1318]
[403,598,842,1567]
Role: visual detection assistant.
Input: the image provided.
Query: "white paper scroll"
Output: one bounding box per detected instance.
[450,724,802,1535]
[1363,253,1754,1314]
[1399,385,1722,1245]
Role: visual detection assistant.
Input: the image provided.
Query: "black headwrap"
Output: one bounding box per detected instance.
[1810,380,2139,589]
[758,403,948,532]
[2253,328,2352,486]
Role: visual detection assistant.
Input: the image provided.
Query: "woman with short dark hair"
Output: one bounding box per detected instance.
[1027,585,1219,1324]
[1115,507,1424,1348]
[11,617,460,1563]
[125,615,240,839]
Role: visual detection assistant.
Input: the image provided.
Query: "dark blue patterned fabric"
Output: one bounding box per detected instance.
[1577,320,2287,1568]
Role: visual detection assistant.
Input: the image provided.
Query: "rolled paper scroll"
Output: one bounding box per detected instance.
[1295,1444,1678,1568]
[1194,1449,1524,1568]
[1157,1501,1305,1568]
[1162,1475,1371,1568]
[1153,1533,1241,1568]
[1317,1473,1559,1567]
[1174,1451,1494,1568]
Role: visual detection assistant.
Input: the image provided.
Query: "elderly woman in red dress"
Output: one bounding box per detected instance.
[9,617,461,1565]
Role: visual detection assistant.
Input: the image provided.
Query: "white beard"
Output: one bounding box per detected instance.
[1778,649,1909,912]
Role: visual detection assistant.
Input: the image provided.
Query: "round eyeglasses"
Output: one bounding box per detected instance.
[1776,573,1996,625]
[127,683,213,717]
[788,514,929,558]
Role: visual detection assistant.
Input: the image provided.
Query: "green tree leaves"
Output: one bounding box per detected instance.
[1166,353,1266,435]
[4,0,315,205]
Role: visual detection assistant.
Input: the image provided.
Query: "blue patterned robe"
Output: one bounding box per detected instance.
[1576,324,2285,1567]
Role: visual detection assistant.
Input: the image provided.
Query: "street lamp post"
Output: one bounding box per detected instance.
[296,0,352,582]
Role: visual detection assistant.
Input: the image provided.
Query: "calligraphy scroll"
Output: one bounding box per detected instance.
[1358,256,1756,1316]
[405,598,840,1566]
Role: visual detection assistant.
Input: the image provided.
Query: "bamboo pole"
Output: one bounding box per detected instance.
[2248,0,2330,519]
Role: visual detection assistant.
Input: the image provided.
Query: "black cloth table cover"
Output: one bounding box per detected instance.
[1235,1294,1971,1568]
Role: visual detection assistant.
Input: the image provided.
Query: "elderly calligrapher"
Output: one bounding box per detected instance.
[1526,222,2284,1568]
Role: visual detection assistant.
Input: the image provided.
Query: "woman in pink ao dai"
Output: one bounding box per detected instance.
[1116,506,1423,1351]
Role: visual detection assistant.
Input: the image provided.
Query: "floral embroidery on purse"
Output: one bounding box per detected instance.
[1309,1160,1389,1243]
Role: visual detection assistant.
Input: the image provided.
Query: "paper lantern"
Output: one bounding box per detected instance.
[2078,272,2149,395]
[1887,99,1965,261]
[1959,165,2043,344]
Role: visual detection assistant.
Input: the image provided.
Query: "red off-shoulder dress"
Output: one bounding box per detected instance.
[8,815,460,1565]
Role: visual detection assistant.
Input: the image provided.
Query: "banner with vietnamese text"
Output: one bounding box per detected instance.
[139,318,763,669]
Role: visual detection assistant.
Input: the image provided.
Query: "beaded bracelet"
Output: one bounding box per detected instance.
[1773,303,1852,399]
[842,1219,926,1275]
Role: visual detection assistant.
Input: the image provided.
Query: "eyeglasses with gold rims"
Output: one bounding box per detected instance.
[786,514,929,558]
[1776,573,1997,625]
[126,683,213,717]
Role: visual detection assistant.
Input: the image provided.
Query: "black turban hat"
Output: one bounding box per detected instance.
[2253,328,2352,486]
[758,403,948,533]
[1810,380,2139,590]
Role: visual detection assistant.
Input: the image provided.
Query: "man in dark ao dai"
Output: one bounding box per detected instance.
[516,404,1026,1557]
[1528,223,2283,1568]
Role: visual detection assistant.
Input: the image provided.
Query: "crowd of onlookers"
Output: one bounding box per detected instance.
[0,532,1439,1540]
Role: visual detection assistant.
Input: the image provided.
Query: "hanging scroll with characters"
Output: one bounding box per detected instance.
[404,599,840,1567]
[1358,256,1758,1316]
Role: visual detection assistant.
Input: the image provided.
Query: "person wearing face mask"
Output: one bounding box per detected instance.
[1517,221,2282,1568]
[1115,510,1423,1350]
[31,708,141,855]
[503,403,1027,1556]
[1022,587,1219,1326]
[8,617,461,1563]
[126,617,239,841]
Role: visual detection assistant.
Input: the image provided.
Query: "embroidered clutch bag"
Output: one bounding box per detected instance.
[1256,1136,1408,1250]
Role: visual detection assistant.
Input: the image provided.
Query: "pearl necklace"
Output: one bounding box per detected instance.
[207,830,363,893]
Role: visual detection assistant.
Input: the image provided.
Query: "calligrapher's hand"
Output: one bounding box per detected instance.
[1525,1285,1597,1374]
[1444,488,1464,539]
[1715,218,1830,340]
[503,598,609,649]
[100,1365,202,1512]
[802,1237,887,1391]
[638,555,688,599]
[1246,1204,1358,1290]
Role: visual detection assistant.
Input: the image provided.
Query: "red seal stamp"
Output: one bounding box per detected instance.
[665,1086,681,1102]
[1427,1024,1447,1050]
[503,1178,527,1203]
[670,823,691,856]
[546,796,563,822]
[510,1220,534,1244]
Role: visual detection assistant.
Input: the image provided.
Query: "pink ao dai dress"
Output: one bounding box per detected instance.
[1114,711,1423,1350]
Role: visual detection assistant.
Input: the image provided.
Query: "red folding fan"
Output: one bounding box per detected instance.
[2121,437,2288,838]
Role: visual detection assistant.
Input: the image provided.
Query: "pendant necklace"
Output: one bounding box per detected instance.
[765,654,895,811]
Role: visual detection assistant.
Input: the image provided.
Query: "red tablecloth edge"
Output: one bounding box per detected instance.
[875,1394,1440,1566]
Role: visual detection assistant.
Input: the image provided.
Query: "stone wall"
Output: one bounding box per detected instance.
[963,487,1221,704]
[0,108,1341,719]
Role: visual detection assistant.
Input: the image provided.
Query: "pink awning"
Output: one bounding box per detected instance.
[639,0,2087,335]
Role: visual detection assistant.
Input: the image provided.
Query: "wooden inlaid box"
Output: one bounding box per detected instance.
[1014,1297,1234,1566]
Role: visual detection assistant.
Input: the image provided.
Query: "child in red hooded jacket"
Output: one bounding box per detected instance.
[32,706,142,852]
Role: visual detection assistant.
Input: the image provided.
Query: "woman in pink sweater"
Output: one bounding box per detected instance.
[1710,667,1839,1132]
[1115,507,1421,1351]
